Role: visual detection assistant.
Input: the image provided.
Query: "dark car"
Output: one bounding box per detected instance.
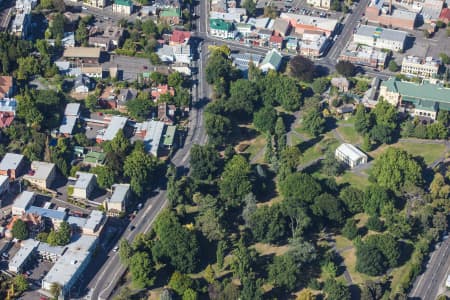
[130,225,136,231]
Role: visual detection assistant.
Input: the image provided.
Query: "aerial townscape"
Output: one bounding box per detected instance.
[0,0,449,298]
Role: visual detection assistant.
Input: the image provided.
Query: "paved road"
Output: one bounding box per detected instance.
[409,237,450,300]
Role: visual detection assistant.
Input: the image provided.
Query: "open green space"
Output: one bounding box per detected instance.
[336,126,362,144]
[336,171,370,188]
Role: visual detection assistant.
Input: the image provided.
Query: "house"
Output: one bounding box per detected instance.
[117,88,137,112]
[113,0,133,15]
[269,34,284,50]
[104,184,130,215]
[135,120,166,157]
[9,239,39,273]
[82,66,103,78]
[26,206,67,229]
[0,76,14,98]
[257,28,273,41]
[96,116,128,142]
[273,19,291,37]
[0,175,9,196]
[331,77,350,92]
[88,36,112,51]
[160,8,181,25]
[439,7,450,23]
[23,161,57,190]
[379,78,450,120]
[72,172,97,200]
[158,102,176,124]
[173,44,192,64]
[335,143,368,168]
[210,19,236,39]
[12,191,35,216]
[157,44,175,63]
[74,75,92,94]
[99,86,117,109]
[11,10,31,39]
[83,151,106,166]
[63,47,102,65]
[0,153,25,179]
[59,103,81,136]
[170,30,191,45]
[82,210,105,235]
[353,25,407,52]
[401,56,440,79]
[101,26,124,48]
[151,84,175,101]
[259,49,283,73]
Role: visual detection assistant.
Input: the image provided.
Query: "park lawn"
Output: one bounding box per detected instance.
[300,135,340,165]
[354,213,369,228]
[334,235,353,251]
[252,243,290,257]
[336,171,370,189]
[341,247,377,284]
[336,126,362,144]
[243,134,266,160]
[336,116,356,126]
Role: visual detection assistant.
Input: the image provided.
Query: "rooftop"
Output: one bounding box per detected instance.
[12,191,35,210]
[0,98,17,113]
[355,25,408,42]
[83,210,104,232]
[260,49,283,70]
[402,56,440,67]
[98,116,128,141]
[26,206,67,220]
[64,103,80,116]
[0,153,24,171]
[9,239,39,271]
[114,0,132,6]
[138,120,165,156]
[84,151,106,164]
[74,172,96,190]
[163,125,176,146]
[37,242,66,256]
[63,47,101,59]
[0,175,8,186]
[110,184,130,203]
[59,115,77,135]
[66,216,86,228]
[170,30,191,44]
[280,13,339,32]
[25,161,56,181]
[336,143,368,161]
[160,7,181,17]
[210,18,234,31]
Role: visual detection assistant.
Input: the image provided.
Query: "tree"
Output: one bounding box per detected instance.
[335,61,355,77]
[204,112,232,146]
[311,77,330,94]
[275,117,287,152]
[297,289,315,300]
[168,72,184,88]
[75,21,89,46]
[204,264,215,284]
[311,193,346,225]
[371,148,423,191]
[227,79,260,119]
[268,253,299,291]
[323,279,351,300]
[190,144,220,181]
[363,185,392,216]
[216,240,227,269]
[440,53,450,64]
[302,106,326,136]
[129,252,154,288]
[13,274,28,294]
[249,205,287,243]
[12,219,28,240]
[57,221,71,245]
[356,242,387,276]
[366,216,384,232]
[231,239,257,280]
[183,289,198,300]
[360,281,384,300]
[123,145,157,197]
[289,55,315,82]
[119,239,133,265]
[253,106,277,134]
[388,60,399,72]
[280,172,321,204]
[50,13,65,40]
[242,0,257,16]
[322,150,345,176]
[219,155,252,207]
[370,124,394,144]
[91,166,115,189]
[126,95,153,121]
[342,218,358,240]
[339,186,364,214]
[169,271,193,296]
[196,208,225,241]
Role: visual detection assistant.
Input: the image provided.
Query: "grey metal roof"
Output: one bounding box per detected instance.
[74,172,96,190]
[110,184,130,204]
[83,210,104,231]
[64,103,80,116]
[99,116,128,141]
[26,161,55,181]
[26,206,67,220]
[13,191,35,210]
[37,242,66,256]
[355,25,407,42]
[9,239,39,272]
[0,153,24,171]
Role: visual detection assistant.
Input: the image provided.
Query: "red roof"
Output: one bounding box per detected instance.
[170,30,191,44]
[269,34,283,43]
[0,112,14,128]
[439,8,450,21]
[151,84,175,100]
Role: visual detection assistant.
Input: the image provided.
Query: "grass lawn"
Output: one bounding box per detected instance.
[341,247,377,284]
[336,126,362,144]
[369,141,447,165]
[354,213,369,228]
[252,243,290,257]
[336,171,370,188]
[334,235,353,251]
[300,135,340,165]
[243,134,266,161]
[336,116,356,126]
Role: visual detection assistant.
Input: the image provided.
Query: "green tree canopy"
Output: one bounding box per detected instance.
[129,251,155,288]
[253,106,277,134]
[289,55,315,82]
[219,155,252,207]
[279,172,321,204]
[12,219,28,240]
[302,106,326,136]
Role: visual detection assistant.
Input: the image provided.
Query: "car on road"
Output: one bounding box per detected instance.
[113,246,119,252]
[137,203,143,210]
[130,225,136,231]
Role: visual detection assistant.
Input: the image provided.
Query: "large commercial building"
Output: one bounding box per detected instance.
[280,13,338,37]
[339,42,388,69]
[335,143,368,168]
[298,32,330,58]
[379,78,450,120]
[401,56,440,79]
[365,0,417,30]
[353,25,407,52]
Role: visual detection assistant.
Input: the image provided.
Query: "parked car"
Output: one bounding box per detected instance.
[113,246,119,252]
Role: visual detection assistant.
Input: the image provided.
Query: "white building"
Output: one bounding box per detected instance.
[96,116,128,142]
[0,175,9,196]
[401,56,440,79]
[82,210,105,236]
[259,49,283,73]
[23,161,56,190]
[335,143,368,168]
[72,172,97,200]
[173,44,192,64]
[353,25,407,52]
[209,18,237,39]
[12,191,35,216]
[104,184,130,215]
[9,239,39,273]
[306,0,331,9]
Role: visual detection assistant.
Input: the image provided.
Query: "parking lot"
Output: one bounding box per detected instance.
[256,0,344,19]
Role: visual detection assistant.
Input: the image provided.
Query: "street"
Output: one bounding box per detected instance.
[409,237,450,300]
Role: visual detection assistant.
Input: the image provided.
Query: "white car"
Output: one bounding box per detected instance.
[113,246,119,252]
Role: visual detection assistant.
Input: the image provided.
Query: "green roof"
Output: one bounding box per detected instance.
[84,151,106,164]
[161,8,181,17]
[261,49,282,70]
[164,126,176,146]
[114,0,132,6]
[382,78,450,111]
[209,18,233,31]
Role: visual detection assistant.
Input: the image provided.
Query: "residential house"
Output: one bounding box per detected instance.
[259,49,283,73]
[0,98,17,128]
[74,75,92,94]
[135,120,166,157]
[83,151,106,167]
[88,36,112,51]
[96,116,128,143]
[72,172,97,200]
[160,8,181,25]
[286,37,299,52]
[269,34,284,50]
[117,88,137,112]
[230,53,263,74]
[156,44,175,63]
[0,153,25,179]
[12,191,35,216]
[82,210,105,236]
[0,175,9,196]
[169,30,191,45]
[59,103,81,136]
[102,26,124,47]
[99,86,117,109]
[23,161,57,190]
[151,84,175,101]
[439,7,450,23]
[104,184,130,215]
[158,102,176,124]
[82,66,103,78]
[0,76,14,98]
[113,0,133,15]
[154,0,180,8]
[173,44,192,64]
[236,23,253,37]
[331,77,350,92]
[335,143,368,168]
[210,19,237,39]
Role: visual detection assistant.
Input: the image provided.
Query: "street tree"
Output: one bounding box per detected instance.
[335,61,356,77]
[190,144,220,181]
[129,252,155,288]
[289,55,315,82]
[123,144,158,197]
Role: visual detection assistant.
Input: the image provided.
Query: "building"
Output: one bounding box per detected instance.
[151,84,175,101]
[154,0,180,8]
[331,77,350,92]
[74,75,92,94]
[59,103,81,136]
[299,32,330,58]
[339,42,388,69]
[113,0,133,15]
[104,184,130,215]
[72,172,97,200]
[401,56,440,79]
[26,206,67,229]
[0,175,9,196]
[335,143,368,168]
[230,53,263,74]
[0,98,17,128]
[117,88,137,112]
[42,235,98,297]
[160,8,181,25]
[84,0,106,8]
[0,153,25,179]
[259,49,283,72]
[11,10,31,39]
[365,0,417,30]
[37,243,66,262]
[23,161,56,190]
[12,191,35,216]
[0,76,14,98]
[82,210,105,235]
[421,0,444,24]
[280,13,338,37]
[353,25,407,52]
[210,19,236,39]
[83,151,106,166]
[9,239,39,273]
[96,116,128,143]
[306,0,331,9]
[170,30,191,45]
[439,7,450,23]
[63,47,102,65]
[173,44,192,64]
[379,78,450,120]
[135,120,166,157]
[163,125,177,150]
[273,19,291,37]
